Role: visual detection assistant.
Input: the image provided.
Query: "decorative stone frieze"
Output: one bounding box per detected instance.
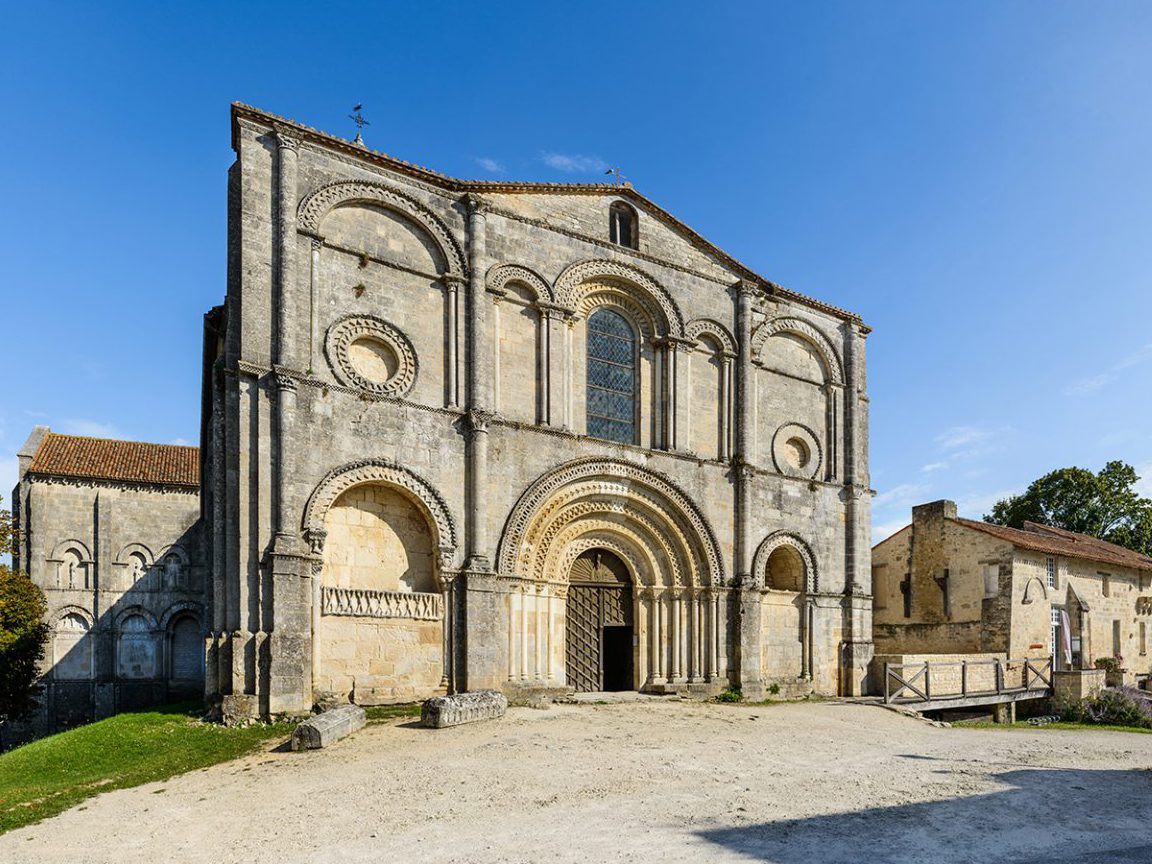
[321,587,443,620]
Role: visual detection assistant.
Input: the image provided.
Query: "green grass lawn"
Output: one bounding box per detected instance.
[0,704,293,835]
[958,720,1152,734]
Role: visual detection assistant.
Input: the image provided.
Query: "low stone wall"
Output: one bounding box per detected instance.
[872,652,1008,698]
[1053,669,1106,705]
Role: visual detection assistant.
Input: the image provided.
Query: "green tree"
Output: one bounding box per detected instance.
[0,496,49,723]
[985,461,1152,556]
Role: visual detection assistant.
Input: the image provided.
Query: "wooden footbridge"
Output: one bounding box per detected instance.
[883,656,1053,713]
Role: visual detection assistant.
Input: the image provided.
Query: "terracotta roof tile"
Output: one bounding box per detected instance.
[954,517,1152,573]
[28,433,199,488]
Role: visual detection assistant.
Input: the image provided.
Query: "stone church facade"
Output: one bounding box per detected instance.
[10,427,206,736]
[203,103,874,719]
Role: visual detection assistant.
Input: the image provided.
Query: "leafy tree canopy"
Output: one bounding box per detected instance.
[0,496,49,723]
[985,461,1152,556]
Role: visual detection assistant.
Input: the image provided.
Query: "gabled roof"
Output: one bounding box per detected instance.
[231,102,868,331]
[27,433,199,488]
[955,518,1152,574]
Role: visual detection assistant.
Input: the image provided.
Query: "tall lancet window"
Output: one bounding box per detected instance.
[587,308,637,444]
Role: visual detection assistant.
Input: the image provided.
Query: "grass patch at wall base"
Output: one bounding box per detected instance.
[0,704,292,834]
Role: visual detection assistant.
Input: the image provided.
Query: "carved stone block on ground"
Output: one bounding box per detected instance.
[291,704,367,750]
[421,690,508,728]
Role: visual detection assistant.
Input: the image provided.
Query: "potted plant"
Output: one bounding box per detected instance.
[1095,656,1127,687]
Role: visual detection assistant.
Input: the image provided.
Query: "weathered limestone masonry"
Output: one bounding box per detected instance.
[872,500,1152,685]
[203,103,874,720]
[10,428,206,739]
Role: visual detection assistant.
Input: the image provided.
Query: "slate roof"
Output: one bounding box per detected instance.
[231,102,869,331]
[955,518,1152,574]
[28,433,199,488]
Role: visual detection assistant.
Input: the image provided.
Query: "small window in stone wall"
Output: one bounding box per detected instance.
[1046,557,1056,589]
[1102,573,1111,598]
[609,201,638,249]
[1141,622,1147,657]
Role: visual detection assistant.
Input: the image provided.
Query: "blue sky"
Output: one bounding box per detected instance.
[1,2,1150,542]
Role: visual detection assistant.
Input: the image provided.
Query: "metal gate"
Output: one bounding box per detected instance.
[565,550,634,692]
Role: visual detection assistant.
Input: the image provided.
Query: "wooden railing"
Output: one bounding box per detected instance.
[884,656,1053,706]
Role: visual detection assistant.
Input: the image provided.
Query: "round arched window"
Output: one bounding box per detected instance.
[586,309,637,444]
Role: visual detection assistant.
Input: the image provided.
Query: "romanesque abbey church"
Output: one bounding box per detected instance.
[13,103,873,729]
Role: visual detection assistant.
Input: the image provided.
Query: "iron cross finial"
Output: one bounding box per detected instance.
[349,104,370,144]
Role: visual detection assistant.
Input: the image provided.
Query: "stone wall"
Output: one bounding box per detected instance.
[203,104,873,718]
[10,445,205,738]
[872,506,1012,655]
[872,652,1007,698]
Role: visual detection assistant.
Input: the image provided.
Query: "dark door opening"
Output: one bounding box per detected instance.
[565,549,635,693]
[602,626,633,691]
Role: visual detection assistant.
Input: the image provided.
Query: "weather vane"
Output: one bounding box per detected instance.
[604,166,626,186]
[349,103,370,145]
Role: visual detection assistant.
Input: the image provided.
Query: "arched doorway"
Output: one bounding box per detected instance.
[565,549,634,692]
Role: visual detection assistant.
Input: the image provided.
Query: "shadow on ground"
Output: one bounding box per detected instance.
[697,767,1152,864]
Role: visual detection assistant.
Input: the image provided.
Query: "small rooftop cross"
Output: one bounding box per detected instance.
[604,166,626,186]
[348,103,370,145]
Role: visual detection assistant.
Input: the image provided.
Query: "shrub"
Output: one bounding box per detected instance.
[0,496,49,725]
[768,683,781,696]
[1095,656,1124,673]
[1062,686,1152,728]
[714,687,744,703]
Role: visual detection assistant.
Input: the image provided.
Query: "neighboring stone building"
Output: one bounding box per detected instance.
[203,103,873,720]
[11,427,206,735]
[872,499,1152,675]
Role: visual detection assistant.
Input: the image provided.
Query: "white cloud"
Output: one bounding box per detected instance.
[540,152,608,173]
[1064,374,1110,396]
[1064,343,1152,397]
[921,462,948,473]
[935,426,994,449]
[871,519,909,545]
[955,488,1017,520]
[1135,463,1152,499]
[872,482,931,509]
[1114,342,1152,371]
[169,437,193,446]
[61,419,118,438]
[473,156,504,174]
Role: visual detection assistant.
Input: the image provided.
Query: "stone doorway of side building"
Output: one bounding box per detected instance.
[566,549,635,692]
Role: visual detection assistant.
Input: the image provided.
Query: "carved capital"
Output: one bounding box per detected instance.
[466,409,493,434]
[305,528,327,556]
[274,372,299,393]
[274,127,302,153]
[734,279,760,298]
[462,192,489,216]
[438,546,456,572]
[309,236,324,252]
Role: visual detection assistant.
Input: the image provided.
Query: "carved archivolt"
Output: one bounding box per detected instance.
[302,459,458,555]
[751,316,844,385]
[487,263,554,303]
[751,532,818,593]
[297,180,466,278]
[579,287,656,339]
[324,314,417,397]
[553,259,684,336]
[114,604,159,630]
[497,458,725,587]
[686,318,737,354]
[114,542,155,566]
[47,538,93,563]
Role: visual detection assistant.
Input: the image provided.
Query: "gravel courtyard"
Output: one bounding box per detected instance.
[3,699,1151,864]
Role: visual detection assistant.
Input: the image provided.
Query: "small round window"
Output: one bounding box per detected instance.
[325,316,416,396]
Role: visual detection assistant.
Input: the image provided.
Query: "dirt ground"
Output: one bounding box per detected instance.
[3,698,1152,864]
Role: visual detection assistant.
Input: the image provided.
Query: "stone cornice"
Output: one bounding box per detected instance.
[231,102,869,330]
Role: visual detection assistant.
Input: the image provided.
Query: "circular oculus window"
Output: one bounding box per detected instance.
[325,315,416,396]
[771,423,822,479]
